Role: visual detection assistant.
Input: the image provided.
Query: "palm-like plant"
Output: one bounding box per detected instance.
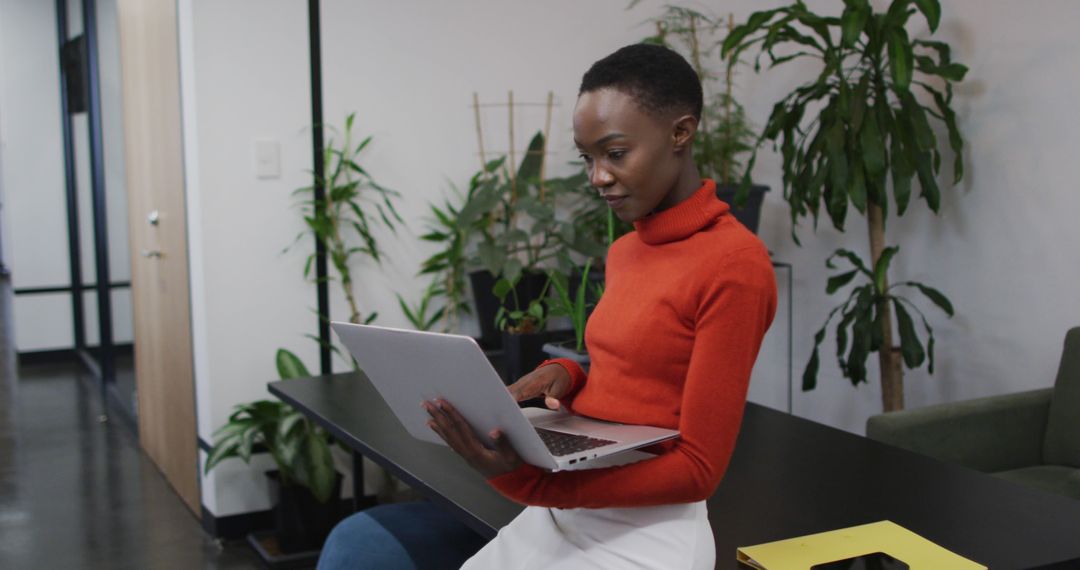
[546,258,596,353]
[294,112,403,325]
[204,350,336,503]
[723,0,966,411]
[414,158,505,333]
[207,114,399,505]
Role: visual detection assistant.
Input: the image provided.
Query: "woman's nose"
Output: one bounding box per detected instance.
[589,164,615,189]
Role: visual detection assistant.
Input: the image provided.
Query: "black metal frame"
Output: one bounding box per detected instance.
[80,0,115,392]
[53,0,129,425]
[13,281,130,296]
[772,261,794,414]
[308,0,331,376]
[55,0,87,353]
[307,0,372,510]
[0,213,8,276]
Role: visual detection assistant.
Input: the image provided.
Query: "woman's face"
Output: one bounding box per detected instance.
[573,88,694,223]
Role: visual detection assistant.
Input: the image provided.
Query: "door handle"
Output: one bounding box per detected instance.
[147,210,160,226]
[141,249,163,259]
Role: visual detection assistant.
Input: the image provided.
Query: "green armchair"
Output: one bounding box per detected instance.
[867,327,1080,500]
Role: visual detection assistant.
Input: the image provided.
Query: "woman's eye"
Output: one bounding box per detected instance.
[608,150,626,161]
[579,153,593,164]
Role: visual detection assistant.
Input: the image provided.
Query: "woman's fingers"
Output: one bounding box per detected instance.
[490,429,516,462]
[508,365,567,402]
[424,399,522,477]
[425,400,487,458]
[440,400,490,456]
[544,396,562,411]
[507,379,538,402]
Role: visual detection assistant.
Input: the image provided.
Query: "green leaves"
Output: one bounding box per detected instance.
[859,109,887,180]
[824,122,850,229]
[720,0,964,401]
[913,0,941,32]
[804,247,953,391]
[840,0,870,47]
[892,299,925,368]
[873,246,899,293]
[289,114,401,325]
[826,270,859,294]
[546,259,595,352]
[303,427,336,503]
[886,25,913,90]
[276,349,310,380]
[724,0,965,239]
[206,397,340,504]
[908,282,954,316]
[516,133,545,185]
[397,282,447,332]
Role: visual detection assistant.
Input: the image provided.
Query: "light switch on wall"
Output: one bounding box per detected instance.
[254,139,281,179]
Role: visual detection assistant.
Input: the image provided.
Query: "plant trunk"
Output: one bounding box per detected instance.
[868,203,905,412]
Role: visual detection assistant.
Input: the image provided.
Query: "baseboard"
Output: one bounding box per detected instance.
[201,504,276,540]
[201,498,357,540]
[17,343,134,366]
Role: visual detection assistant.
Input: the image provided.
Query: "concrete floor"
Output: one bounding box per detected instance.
[0,276,262,569]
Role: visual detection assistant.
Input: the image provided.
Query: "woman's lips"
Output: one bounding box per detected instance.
[604,195,628,208]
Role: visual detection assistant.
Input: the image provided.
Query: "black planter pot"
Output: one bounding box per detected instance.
[469,269,549,350]
[502,329,565,386]
[267,471,343,554]
[716,184,769,234]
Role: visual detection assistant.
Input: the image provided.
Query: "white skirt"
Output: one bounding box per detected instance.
[461,500,715,570]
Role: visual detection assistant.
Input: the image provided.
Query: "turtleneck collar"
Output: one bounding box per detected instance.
[633,179,729,245]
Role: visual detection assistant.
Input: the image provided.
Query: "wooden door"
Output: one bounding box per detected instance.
[116,0,199,515]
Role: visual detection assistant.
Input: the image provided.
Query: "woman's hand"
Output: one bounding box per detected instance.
[507,363,572,411]
[424,399,522,478]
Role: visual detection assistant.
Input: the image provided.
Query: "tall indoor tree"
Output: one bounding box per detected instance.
[723,0,967,411]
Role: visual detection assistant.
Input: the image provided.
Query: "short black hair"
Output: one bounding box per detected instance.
[579,43,703,120]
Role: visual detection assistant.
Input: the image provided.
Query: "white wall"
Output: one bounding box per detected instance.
[180,0,320,516]
[317,0,1080,433]
[319,0,676,347]
[0,0,133,352]
[0,0,71,351]
[180,0,1080,516]
[738,0,1080,430]
[74,0,134,348]
[95,0,133,345]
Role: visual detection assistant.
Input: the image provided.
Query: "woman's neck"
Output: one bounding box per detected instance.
[653,162,703,214]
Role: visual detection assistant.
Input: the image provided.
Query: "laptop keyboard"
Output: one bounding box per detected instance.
[535,427,617,457]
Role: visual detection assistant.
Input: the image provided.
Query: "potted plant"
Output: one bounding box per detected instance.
[205,114,400,557]
[470,132,560,334]
[541,258,598,371]
[452,132,608,350]
[416,191,479,335]
[723,0,966,411]
[425,144,548,349]
[640,5,768,233]
[493,272,555,384]
[291,112,403,326]
[397,281,447,333]
[205,350,340,554]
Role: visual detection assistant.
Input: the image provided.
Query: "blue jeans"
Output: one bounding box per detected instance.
[317,502,488,570]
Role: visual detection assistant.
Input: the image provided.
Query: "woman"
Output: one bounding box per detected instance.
[425,43,777,569]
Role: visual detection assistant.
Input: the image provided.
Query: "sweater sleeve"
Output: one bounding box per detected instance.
[488,250,777,508]
[535,358,587,407]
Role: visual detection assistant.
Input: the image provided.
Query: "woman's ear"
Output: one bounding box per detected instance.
[671,114,699,153]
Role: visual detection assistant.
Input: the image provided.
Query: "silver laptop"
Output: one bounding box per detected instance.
[331,322,679,471]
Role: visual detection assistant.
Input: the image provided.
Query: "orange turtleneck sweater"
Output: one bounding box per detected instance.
[487,179,777,509]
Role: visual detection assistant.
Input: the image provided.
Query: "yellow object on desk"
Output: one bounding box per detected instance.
[736,520,986,570]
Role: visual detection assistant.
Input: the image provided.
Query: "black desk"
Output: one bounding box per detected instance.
[270,373,1080,570]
